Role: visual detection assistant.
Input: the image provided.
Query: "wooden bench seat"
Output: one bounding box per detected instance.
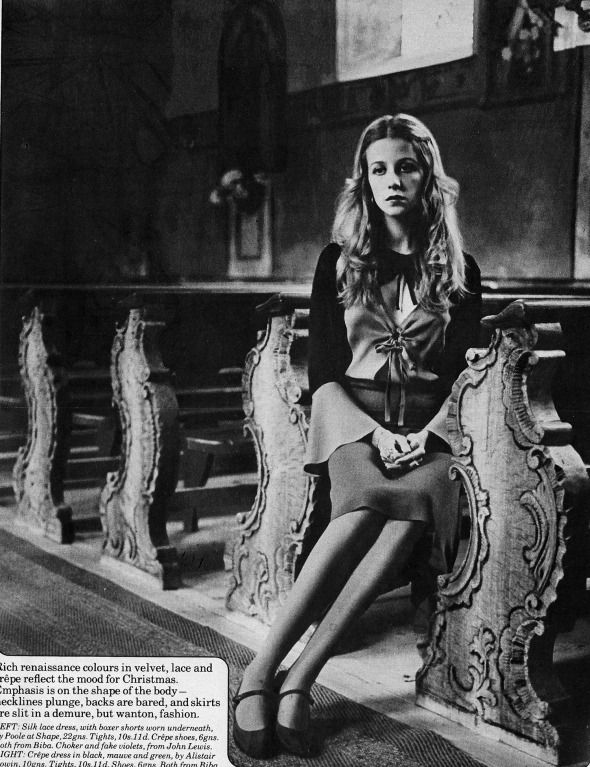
[178,404,245,426]
[176,373,245,428]
[0,432,26,453]
[0,406,118,500]
[0,394,26,431]
[183,425,252,485]
[180,424,255,532]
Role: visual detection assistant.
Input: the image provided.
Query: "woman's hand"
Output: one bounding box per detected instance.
[371,427,427,471]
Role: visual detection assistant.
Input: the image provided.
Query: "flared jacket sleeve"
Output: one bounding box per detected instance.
[305,244,380,474]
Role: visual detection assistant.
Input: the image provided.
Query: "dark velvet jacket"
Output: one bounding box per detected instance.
[308,243,482,399]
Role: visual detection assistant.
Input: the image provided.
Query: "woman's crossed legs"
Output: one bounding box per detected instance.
[235,508,424,733]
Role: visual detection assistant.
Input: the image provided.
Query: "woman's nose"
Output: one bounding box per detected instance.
[388,171,402,188]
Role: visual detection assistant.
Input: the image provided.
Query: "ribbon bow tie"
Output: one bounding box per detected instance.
[375,329,414,426]
[375,329,407,356]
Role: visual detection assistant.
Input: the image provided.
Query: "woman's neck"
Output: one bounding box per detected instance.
[382,218,415,255]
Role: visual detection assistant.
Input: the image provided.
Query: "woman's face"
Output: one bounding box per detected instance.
[365,137,424,221]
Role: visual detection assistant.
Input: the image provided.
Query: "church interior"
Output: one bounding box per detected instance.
[1,2,590,766]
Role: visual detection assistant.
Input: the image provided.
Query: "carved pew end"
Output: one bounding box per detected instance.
[226,294,316,624]
[99,304,181,589]
[415,692,561,765]
[416,300,590,767]
[12,306,74,544]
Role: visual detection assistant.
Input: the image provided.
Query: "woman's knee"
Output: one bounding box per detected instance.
[327,507,385,545]
[381,518,425,549]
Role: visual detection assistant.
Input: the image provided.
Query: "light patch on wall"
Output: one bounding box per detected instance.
[402,0,475,62]
[336,0,403,82]
[553,6,590,50]
[336,0,475,82]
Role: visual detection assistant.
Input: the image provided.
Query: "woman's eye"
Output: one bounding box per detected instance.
[371,166,385,175]
[398,161,419,174]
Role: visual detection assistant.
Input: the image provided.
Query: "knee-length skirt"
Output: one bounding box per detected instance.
[327,379,462,600]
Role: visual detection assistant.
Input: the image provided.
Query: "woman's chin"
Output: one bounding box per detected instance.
[382,205,412,220]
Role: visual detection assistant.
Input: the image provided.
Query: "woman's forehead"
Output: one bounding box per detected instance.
[365,137,418,162]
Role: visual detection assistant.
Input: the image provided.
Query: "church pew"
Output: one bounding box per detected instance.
[0,394,26,433]
[224,292,485,623]
[4,297,256,565]
[11,306,75,542]
[226,292,589,674]
[4,306,122,536]
[0,412,112,457]
[178,365,256,532]
[97,301,255,588]
[416,299,590,765]
[181,426,256,533]
[99,301,182,589]
[225,292,590,762]
[226,294,324,624]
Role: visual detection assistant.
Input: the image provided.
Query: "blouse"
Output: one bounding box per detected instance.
[304,243,482,474]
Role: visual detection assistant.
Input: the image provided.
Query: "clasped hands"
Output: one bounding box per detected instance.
[371,426,427,472]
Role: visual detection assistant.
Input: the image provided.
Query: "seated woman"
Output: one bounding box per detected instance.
[233,113,482,759]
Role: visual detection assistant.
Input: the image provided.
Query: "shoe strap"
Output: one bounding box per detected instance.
[277,688,314,706]
[232,688,275,708]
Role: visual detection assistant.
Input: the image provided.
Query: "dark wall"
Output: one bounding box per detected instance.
[422,100,579,281]
[271,96,578,282]
[1,0,175,284]
[272,96,580,284]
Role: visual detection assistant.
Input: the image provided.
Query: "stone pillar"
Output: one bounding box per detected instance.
[99,303,181,589]
[226,295,325,623]
[13,306,73,543]
[416,300,590,765]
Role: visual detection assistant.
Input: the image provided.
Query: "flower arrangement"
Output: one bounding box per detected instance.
[501,0,590,75]
[565,0,590,32]
[501,0,550,74]
[209,169,268,215]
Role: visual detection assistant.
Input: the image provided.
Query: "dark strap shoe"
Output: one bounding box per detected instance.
[275,688,314,757]
[232,688,277,759]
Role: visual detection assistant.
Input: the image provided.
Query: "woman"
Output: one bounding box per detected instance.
[233,113,481,759]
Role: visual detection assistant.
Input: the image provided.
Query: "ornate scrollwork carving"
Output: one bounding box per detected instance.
[449,626,499,718]
[439,462,490,608]
[99,306,180,589]
[520,447,566,598]
[227,300,320,624]
[416,300,589,765]
[502,347,545,446]
[13,306,73,543]
[499,611,551,726]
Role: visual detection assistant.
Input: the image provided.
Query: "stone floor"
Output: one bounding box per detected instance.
[1,484,589,767]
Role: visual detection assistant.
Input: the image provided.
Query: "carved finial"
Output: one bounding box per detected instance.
[481,299,531,330]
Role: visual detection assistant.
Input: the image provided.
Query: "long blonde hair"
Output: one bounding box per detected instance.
[332,114,466,311]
